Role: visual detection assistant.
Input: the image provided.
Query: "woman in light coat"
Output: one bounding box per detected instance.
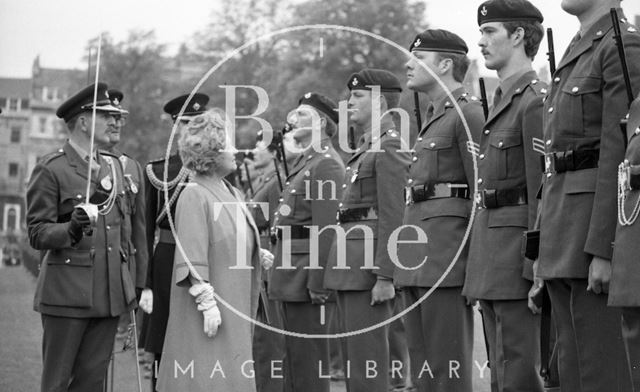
[157,108,273,391]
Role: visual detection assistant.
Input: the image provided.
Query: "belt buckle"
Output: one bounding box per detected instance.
[544,154,553,176]
[405,187,414,205]
[482,189,498,209]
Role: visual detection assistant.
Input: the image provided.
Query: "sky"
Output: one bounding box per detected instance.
[1,0,640,78]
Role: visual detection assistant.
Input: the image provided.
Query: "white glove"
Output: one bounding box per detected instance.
[139,288,153,314]
[260,248,274,270]
[203,305,222,338]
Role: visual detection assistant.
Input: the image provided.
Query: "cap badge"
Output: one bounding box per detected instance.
[193,102,201,111]
[413,38,421,47]
[481,5,488,16]
[352,77,358,86]
[113,98,119,106]
[305,92,312,99]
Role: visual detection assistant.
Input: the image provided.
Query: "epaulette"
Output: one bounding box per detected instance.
[40,149,65,165]
[527,79,548,96]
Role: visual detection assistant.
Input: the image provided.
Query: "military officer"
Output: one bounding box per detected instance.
[141,93,209,390]
[462,1,547,390]
[105,89,149,334]
[535,0,640,390]
[26,83,137,391]
[323,69,411,392]
[268,92,345,392]
[612,97,640,390]
[398,29,484,392]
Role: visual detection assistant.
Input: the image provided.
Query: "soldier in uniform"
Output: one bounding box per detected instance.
[324,69,411,392]
[462,1,547,390]
[268,92,345,392]
[105,89,149,337]
[26,83,138,391]
[536,0,640,390]
[141,93,209,390]
[612,97,640,390]
[398,29,484,392]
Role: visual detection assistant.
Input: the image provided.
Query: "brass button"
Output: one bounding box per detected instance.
[417,137,423,142]
[546,140,551,146]
[429,142,436,148]
[108,246,112,252]
[554,77,560,83]
[106,225,111,230]
[342,184,347,188]
[412,156,418,162]
[498,141,504,148]
[479,154,485,159]
[484,129,490,135]
[571,86,579,93]
[478,178,483,184]
[408,179,414,184]
[548,107,554,113]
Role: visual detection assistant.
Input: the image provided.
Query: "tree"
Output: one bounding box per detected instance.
[86,31,178,163]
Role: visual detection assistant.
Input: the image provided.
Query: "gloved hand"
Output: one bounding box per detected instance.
[189,282,221,338]
[202,305,222,338]
[139,288,153,314]
[260,248,274,270]
[68,207,92,243]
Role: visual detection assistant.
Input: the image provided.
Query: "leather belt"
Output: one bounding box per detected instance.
[542,149,599,174]
[476,187,528,209]
[269,225,310,244]
[158,228,175,245]
[404,182,470,205]
[337,207,378,223]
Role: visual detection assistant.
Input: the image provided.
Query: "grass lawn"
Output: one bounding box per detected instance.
[0,266,489,391]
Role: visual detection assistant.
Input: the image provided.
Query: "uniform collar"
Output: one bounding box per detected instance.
[499,68,531,97]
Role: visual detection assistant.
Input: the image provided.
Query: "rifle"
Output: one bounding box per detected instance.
[610,8,637,148]
[413,92,422,130]
[348,126,356,151]
[547,28,556,76]
[243,161,254,197]
[273,158,283,192]
[479,78,489,120]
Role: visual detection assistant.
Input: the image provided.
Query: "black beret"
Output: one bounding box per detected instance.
[56,83,122,123]
[348,68,402,93]
[163,93,209,120]
[477,0,543,26]
[298,92,339,124]
[410,29,468,55]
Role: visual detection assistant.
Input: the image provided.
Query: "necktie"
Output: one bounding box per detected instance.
[492,87,503,110]
[425,104,435,124]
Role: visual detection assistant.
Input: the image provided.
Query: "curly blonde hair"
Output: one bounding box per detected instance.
[178,108,229,174]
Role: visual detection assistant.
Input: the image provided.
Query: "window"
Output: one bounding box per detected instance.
[10,126,20,143]
[8,98,18,111]
[21,99,29,110]
[0,97,6,110]
[39,117,47,133]
[8,163,18,177]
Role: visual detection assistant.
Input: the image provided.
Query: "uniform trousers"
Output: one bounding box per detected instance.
[280,301,332,392]
[41,314,119,392]
[388,297,409,389]
[404,286,473,392]
[479,298,543,392]
[253,291,287,392]
[336,290,393,392]
[546,278,631,392]
[622,307,640,391]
